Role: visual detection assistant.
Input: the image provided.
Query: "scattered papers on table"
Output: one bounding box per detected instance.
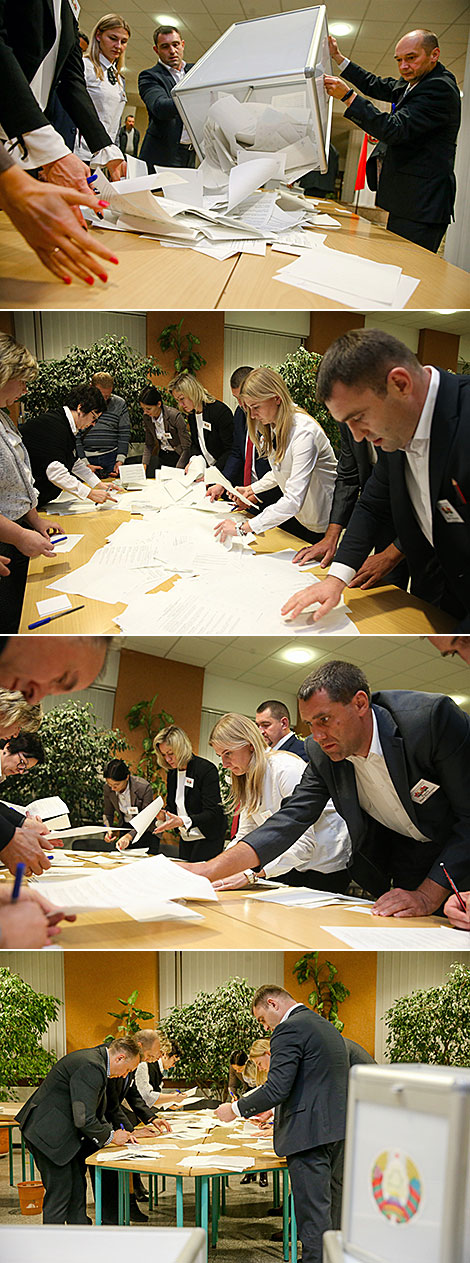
[33,853,217,919]
[274,244,420,309]
[36,594,72,617]
[323,926,470,949]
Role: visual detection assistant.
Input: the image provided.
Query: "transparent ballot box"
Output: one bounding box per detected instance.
[325,1063,470,1263]
[0,1226,207,1263]
[172,6,332,172]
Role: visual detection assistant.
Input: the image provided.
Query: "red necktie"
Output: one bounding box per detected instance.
[243,436,254,485]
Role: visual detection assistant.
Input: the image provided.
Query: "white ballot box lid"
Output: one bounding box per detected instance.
[341,1064,470,1263]
[172,6,331,170]
[0,1226,207,1263]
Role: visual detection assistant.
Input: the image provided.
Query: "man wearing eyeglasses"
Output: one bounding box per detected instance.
[0,730,44,781]
[21,384,118,508]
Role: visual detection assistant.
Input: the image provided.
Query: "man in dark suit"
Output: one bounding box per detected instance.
[255,699,308,762]
[185,659,470,919]
[17,1038,141,1223]
[119,114,140,157]
[93,1030,169,1223]
[21,385,117,508]
[325,30,460,253]
[292,426,408,591]
[139,25,195,169]
[0,1,126,195]
[282,330,470,631]
[216,985,349,1263]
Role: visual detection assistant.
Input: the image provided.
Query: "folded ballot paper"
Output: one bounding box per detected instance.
[3,795,70,829]
[33,853,218,921]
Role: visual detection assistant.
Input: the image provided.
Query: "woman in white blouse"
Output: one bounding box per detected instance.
[214,366,337,546]
[209,713,351,893]
[75,14,130,162]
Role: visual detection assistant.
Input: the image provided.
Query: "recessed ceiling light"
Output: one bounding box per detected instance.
[280,646,317,665]
[329,22,353,37]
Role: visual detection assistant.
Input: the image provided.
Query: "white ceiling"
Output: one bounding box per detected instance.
[78,1,470,128]
[123,635,470,713]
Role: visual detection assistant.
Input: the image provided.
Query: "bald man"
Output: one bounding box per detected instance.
[326,29,460,252]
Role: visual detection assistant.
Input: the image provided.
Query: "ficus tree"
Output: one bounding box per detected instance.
[384,962,470,1066]
[0,969,61,1099]
[159,977,264,1095]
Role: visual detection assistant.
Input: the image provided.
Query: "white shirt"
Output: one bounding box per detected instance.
[272,731,295,752]
[330,367,439,586]
[75,55,126,159]
[249,411,337,536]
[175,768,203,841]
[195,412,216,467]
[153,414,173,451]
[46,407,101,501]
[229,750,351,875]
[346,710,429,842]
[135,1060,161,1106]
[124,126,135,154]
[0,1,122,170]
[165,60,191,144]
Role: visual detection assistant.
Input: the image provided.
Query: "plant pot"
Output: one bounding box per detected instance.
[17,1181,45,1216]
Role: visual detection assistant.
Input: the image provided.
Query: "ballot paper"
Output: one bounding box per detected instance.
[36,594,72,617]
[204,466,257,509]
[178,1156,255,1170]
[323,926,470,950]
[275,249,420,310]
[119,464,146,488]
[36,853,218,917]
[128,795,163,843]
[248,888,373,909]
[5,795,69,823]
[47,534,83,553]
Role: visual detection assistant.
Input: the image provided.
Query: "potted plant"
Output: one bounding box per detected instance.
[277,345,341,455]
[0,968,61,1103]
[107,989,155,1040]
[293,951,350,1031]
[156,318,207,377]
[384,961,470,1065]
[159,976,263,1097]
[125,694,174,799]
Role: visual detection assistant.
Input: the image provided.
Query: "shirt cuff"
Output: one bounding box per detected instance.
[90,144,124,167]
[45,462,91,500]
[8,125,70,170]
[116,455,126,464]
[231,1100,241,1117]
[103,1129,115,1146]
[72,459,101,488]
[338,57,350,72]
[329,562,356,584]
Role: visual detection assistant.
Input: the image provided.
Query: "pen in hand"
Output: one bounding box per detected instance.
[440,862,467,912]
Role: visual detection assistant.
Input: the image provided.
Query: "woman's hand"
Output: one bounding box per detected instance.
[116,832,133,851]
[213,872,249,891]
[153,811,184,834]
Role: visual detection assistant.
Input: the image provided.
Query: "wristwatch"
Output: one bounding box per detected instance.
[244,869,258,885]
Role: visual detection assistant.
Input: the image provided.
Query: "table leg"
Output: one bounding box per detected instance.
[29,1150,35,1180]
[282,1171,289,1262]
[290,1189,298,1263]
[211,1176,220,1247]
[200,1176,209,1237]
[124,1172,130,1225]
[154,1174,158,1205]
[162,1176,166,1191]
[273,1169,280,1208]
[221,1174,227,1214]
[176,1175,184,1226]
[20,1135,26,1182]
[149,1176,153,1212]
[195,1176,201,1225]
[118,1171,124,1225]
[95,1168,102,1226]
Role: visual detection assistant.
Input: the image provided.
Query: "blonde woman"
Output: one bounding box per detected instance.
[209,714,351,893]
[249,1038,271,1085]
[169,373,234,476]
[0,691,42,738]
[214,367,337,546]
[153,725,226,861]
[75,14,130,164]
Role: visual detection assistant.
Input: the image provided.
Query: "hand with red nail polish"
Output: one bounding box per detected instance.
[0,165,120,285]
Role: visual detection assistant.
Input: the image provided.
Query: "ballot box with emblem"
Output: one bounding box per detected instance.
[172,6,332,179]
[323,1063,470,1263]
[0,1225,207,1263]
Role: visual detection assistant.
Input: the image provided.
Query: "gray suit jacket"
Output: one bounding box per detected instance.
[237,1006,348,1156]
[17,1044,112,1164]
[103,773,153,832]
[243,691,470,892]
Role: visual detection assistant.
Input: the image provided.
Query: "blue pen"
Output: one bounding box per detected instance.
[87,173,98,184]
[12,862,25,901]
[50,535,68,544]
[28,604,85,629]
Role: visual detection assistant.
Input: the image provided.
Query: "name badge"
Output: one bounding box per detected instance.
[68,0,81,18]
[185,776,194,788]
[437,499,464,524]
[128,806,139,816]
[410,779,440,804]
[202,421,212,431]
[164,432,172,441]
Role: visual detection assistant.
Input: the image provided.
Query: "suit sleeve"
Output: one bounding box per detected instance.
[345,77,456,147]
[187,762,226,835]
[238,1026,304,1115]
[334,456,396,572]
[329,429,362,528]
[242,758,330,869]
[138,67,178,122]
[143,419,156,468]
[124,1077,157,1123]
[103,784,115,827]
[0,802,23,850]
[223,413,246,486]
[421,696,470,888]
[213,403,234,472]
[175,412,191,466]
[69,1064,113,1147]
[343,61,399,102]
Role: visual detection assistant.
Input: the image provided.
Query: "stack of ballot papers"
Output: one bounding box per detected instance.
[273,242,420,310]
[31,853,218,922]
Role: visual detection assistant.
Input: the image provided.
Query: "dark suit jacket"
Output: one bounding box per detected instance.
[0,800,24,850]
[119,124,140,157]
[224,406,271,486]
[103,774,153,833]
[276,733,308,763]
[105,1068,155,1128]
[243,691,470,893]
[139,60,194,167]
[17,1044,112,1164]
[237,1006,348,1156]
[143,404,190,470]
[21,407,79,506]
[0,0,112,158]
[334,370,470,628]
[343,60,460,224]
[166,754,226,845]
[188,400,234,473]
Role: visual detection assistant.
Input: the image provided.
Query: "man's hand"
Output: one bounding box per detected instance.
[213,872,250,891]
[106,158,127,181]
[348,544,404,590]
[444,891,470,931]
[324,76,353,101]
[0,555,10,576]
[87,486,118,504]
[1,818,52,876]
[328,34,344,64]
[372,881,445,918]
[18,530,56,560]
[206,484,224,501]
[215,1103,236,1122]
[0,902,51,948]
[281,575,346,622]
[111,1129,137,1144]
[214,519,238,542]
[138,1121,171,1136]
[293,524,341,569]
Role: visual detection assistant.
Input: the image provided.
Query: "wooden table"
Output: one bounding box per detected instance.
[0,1106,35,1186]
[19,503,454,634]
[86,1115,292,1256]
[1,201,468,310]
[50,885,449,952]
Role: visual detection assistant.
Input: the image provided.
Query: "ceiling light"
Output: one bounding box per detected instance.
[449,694,470,708]
[280,646,317,665]
[329,23,353,37]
